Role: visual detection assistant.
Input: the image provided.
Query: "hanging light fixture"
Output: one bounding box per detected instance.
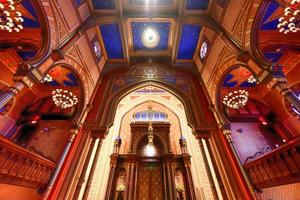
[0,0,24,32]
[277,0,300,34]
[51,89,79,109]
[222,90,249,109]
[42,74,53,83]
[247,75,257,84]
[145,121,156,156]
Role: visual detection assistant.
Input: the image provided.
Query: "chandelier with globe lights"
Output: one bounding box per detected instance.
[222,90,249,109]
[0,0,24,32]
[247,75,257,84]
[277,0,300,34]
[52,89,78,109]
[42,74,53,83]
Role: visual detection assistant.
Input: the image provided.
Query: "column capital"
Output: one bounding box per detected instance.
[90,126,108,139]
[193,127,211,139]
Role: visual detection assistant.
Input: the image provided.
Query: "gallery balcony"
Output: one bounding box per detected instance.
[244,136,300,189]
[0,135,56,189]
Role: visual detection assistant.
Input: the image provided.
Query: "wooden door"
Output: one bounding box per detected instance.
[137,162,165,200]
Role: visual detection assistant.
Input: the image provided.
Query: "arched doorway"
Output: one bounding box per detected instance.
[82,85,220,200]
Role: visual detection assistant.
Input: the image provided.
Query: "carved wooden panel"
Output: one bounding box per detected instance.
[137,162,165,200]
[0,135,56,188]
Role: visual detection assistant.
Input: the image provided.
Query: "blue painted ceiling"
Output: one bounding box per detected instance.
[132,22,170,50]
[129,0,172,6]
[92,0,115,9]
[177,24,201,59]
[22,0,40,28]
[186,0,209,10]
[99,24,124,59]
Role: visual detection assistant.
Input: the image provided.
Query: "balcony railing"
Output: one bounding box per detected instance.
[0,135,56,188]
[244,136,300,188]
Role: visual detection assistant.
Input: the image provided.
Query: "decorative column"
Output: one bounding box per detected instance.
[82,137,104,199]
[271,65,300,111]
[221,123,259,199]
[196,135,219,200]
[202,137,224,200]
[42,122,81,199]
[75,136,100,199]
[179,136,196,200]
[73,136,96,199]
[104,136,121,199]
[182,154,196,200]
[165,158,175,200]
[133,162,139,200]
[127,160,136,200]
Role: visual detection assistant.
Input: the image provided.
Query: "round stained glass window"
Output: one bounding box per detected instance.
[93,41,101,58]
[200,41,208,59]
[142,27,160,48]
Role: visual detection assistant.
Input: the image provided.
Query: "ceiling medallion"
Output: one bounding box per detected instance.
[142,27,160,48]
[222,90,249,109]
[200,41,208,59]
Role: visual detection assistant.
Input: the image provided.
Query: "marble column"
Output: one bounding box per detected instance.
[73,136,96,199]
[197,136,219,200]
[82,138,103,199]
[76,137,100,200]
[202,138,224,200]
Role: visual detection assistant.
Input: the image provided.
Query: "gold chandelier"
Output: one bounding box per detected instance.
[277,0,300,34]
[222,90,249,109]
[0,0,24,32]
[51,89,79,109]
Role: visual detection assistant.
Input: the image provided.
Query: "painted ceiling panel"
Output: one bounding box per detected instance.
[47,66,79,87]
[132,22,170,50]
[92,0,115,9]
[186,0,209,10]
[16,51,37,61]
[177,24,201,59]
[263,51,284,63]
[222,67,256,88]
[260,0,281,31]
[99,24,124,59]
[129,0,172,6]
[21,0,40,28]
